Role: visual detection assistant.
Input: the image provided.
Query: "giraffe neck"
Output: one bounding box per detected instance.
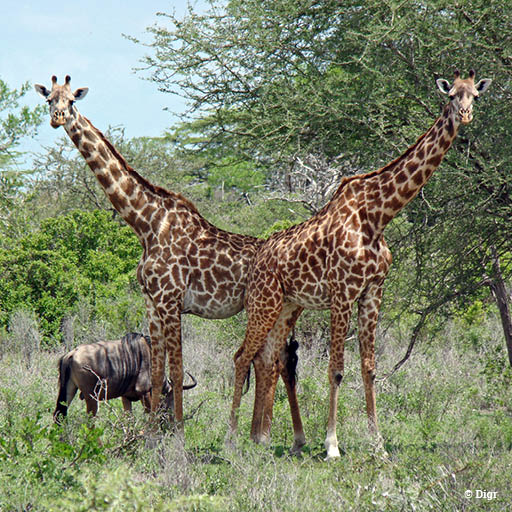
[64,109,166,242]
[339,103,460,236]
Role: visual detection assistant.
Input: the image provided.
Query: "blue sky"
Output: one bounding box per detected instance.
[1,1,207,160]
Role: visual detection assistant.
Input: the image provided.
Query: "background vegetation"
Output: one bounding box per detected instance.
[1,0,511,509]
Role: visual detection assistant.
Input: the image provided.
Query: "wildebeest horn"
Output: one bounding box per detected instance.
[183,371,197,390]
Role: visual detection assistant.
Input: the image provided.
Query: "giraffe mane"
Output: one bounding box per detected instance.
[325,115,436,208]
[83,117,202,216]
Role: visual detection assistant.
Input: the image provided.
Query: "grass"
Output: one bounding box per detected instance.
[0,314,511,511]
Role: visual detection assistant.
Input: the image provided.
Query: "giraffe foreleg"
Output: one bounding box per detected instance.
[158,305,184,433]
[144,295,166,415]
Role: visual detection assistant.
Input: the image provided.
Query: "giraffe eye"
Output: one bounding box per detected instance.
[449,95,455,100]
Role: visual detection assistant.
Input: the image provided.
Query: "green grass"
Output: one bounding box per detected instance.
[0,315,511,511]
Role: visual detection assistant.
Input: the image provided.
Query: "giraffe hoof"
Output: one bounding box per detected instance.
[224,430,237,451]
[289,436,306,456]
[324,445,341,461]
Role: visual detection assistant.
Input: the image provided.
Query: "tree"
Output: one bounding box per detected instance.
[0,78,45,237]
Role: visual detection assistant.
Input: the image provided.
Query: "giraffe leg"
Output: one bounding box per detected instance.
[325,297,353,460]
[357,281,384,436]
[229,280,283,443]
[164,318,184,433]
[280,354,306,454]
[250,353,274,444]
[228,340,259,442]
[257,305,306,453]
[144,295,166,415]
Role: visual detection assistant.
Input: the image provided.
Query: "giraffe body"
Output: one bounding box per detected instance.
[35,76,266,433]
[229,70,492,459]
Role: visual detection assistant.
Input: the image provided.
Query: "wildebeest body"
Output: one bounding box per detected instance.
[54,333,186,421]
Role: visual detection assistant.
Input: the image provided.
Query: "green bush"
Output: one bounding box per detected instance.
[0,209,142,344]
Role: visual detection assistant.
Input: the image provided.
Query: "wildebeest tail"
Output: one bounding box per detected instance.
[53,355,71,423]
[285,334,299,387]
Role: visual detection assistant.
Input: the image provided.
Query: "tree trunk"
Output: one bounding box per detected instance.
[488,246,512,367]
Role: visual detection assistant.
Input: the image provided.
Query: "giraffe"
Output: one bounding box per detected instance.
[34,75,278,435]
[228,70,492,459]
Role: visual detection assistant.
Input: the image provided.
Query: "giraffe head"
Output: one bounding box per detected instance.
[34,75,89,128]
[436,69,492,125]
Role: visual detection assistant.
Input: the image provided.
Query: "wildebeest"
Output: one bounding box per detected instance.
[53,333,196,423]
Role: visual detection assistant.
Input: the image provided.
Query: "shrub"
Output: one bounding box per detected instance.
[0,209,142,344]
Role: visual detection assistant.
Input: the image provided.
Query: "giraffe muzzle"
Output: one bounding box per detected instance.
[459,107,473,124]
[51,111,67,128]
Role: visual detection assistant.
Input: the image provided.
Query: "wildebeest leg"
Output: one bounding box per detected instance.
[84,395,99,416]
[121,397,133,412]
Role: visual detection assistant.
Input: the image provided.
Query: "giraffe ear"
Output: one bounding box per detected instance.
[73,87,89,101]
[34,84,50,98]
[436,79,452,95]
[475,78,492,95]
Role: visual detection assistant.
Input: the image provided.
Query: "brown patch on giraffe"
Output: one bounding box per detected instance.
[412,172,424,186]
[203,270,216,294]
[381,213,393,226]
[384,196,402,211]
[395,170,408,184]
[398,185,414,200]
[98,144,110,162]
[130,193,146,212]
[217,252,232,268]
[124,179,135,199]
[446,117,454,137]
[171,265,181,285]
[382,182,396,196]
[406,161,419,173]
[78,141,92,154]
[114,193,129,212]
[83,129,96,142]
[428,154,442,167]
[96,172,113,190]
[106,163,120,181]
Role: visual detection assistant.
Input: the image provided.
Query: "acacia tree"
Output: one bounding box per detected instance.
[137,0,512,364]
[0,79,45,237]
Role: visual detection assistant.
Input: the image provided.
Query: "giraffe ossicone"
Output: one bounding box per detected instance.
[229,69,492,460]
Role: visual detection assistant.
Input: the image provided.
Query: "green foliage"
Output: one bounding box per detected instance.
[0,78,45,159]
[1,78,45,237]
[1,315,512,511]
[261,218,297,238]
[0,209,143,344]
